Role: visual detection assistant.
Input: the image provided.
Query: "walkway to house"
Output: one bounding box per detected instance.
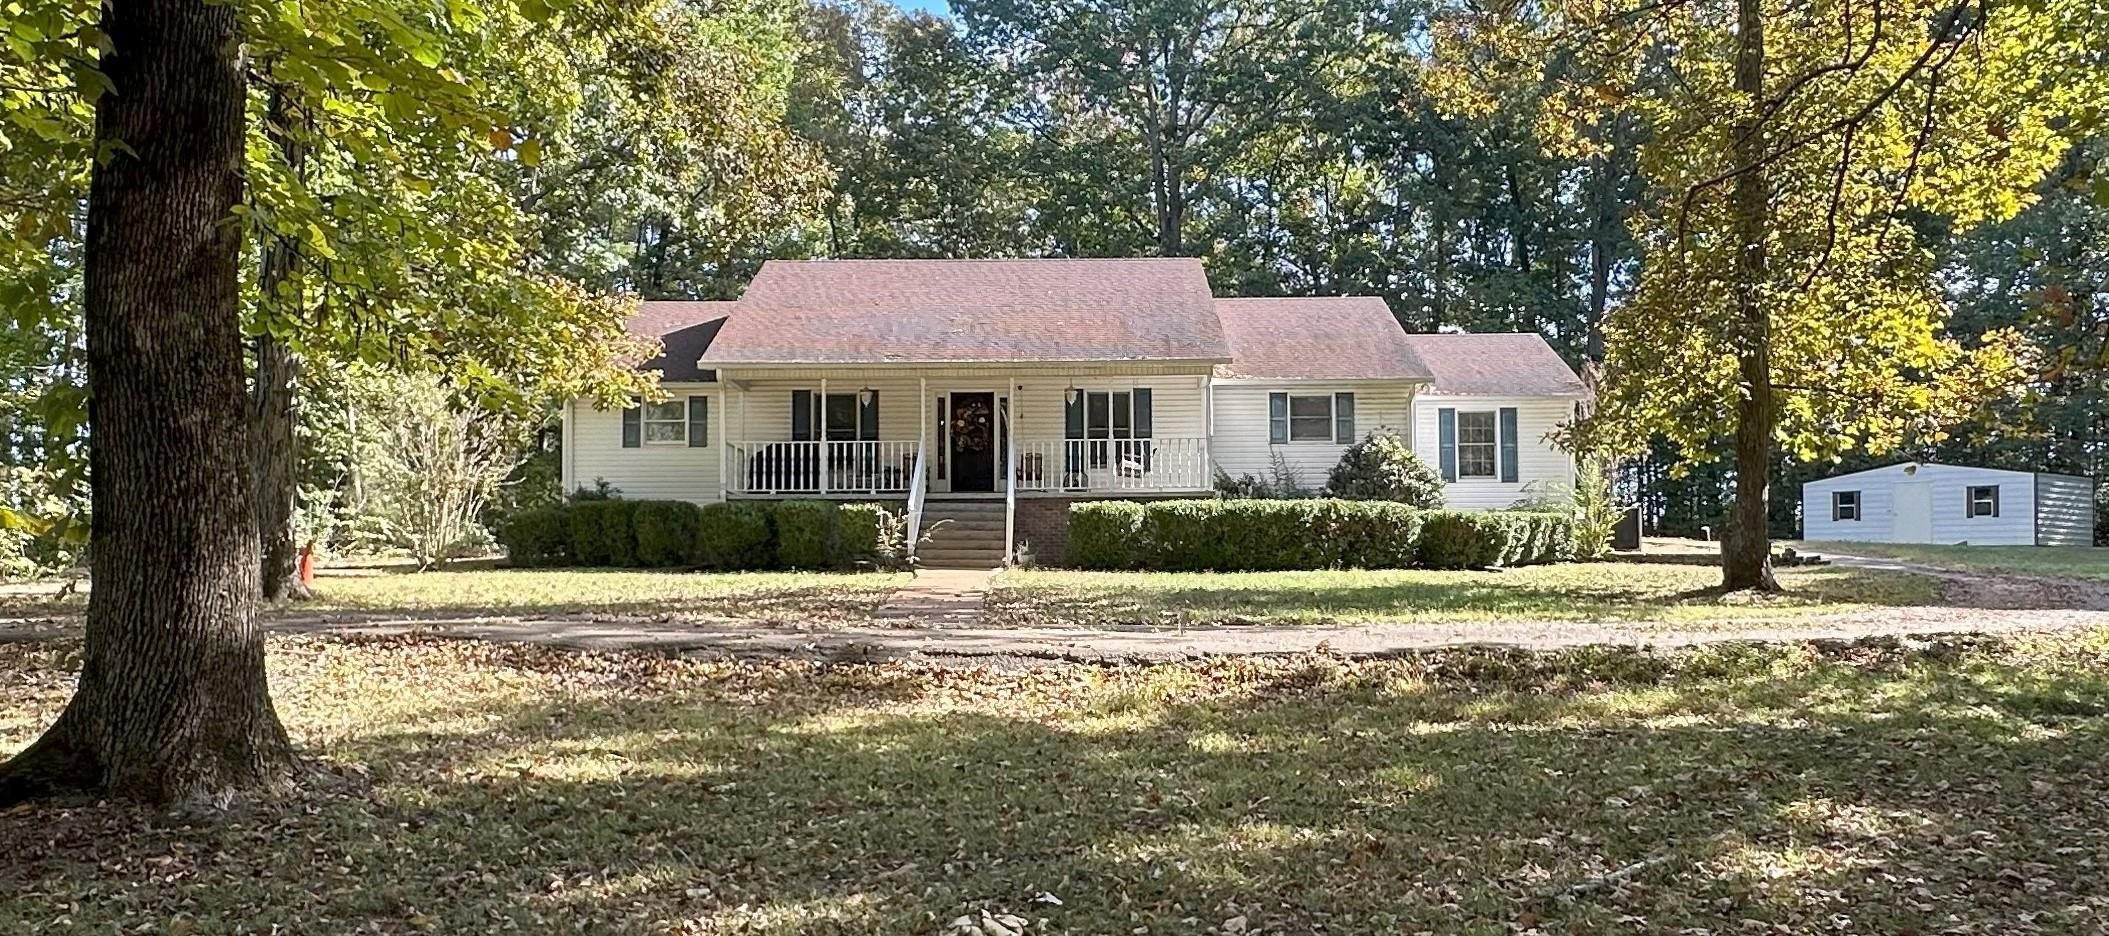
[869,568,996,626]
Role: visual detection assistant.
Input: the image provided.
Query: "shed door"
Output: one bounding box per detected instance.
[1893,481,1933,543]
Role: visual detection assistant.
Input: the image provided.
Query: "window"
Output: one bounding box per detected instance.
[1832,490,1860,522]
[1288,395,1334,442]
[1072,390,1150,468]
[1455,410,1498,478]
[823,393,860,441]
[797,391,876,442]
[1968,485,1999,518]
[642,400,687,444]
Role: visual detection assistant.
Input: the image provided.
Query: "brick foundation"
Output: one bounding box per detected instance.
[1011,493,1201,567]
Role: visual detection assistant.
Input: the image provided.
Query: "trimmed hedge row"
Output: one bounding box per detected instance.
[499,499,888,570]
[1068,499,1575,572]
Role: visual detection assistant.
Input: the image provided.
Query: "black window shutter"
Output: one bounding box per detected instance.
[859,390,879,441]
[1437,407,1456,481]
[1132,389,1153,438]
[1268,392,1288,444]
[1498,407,1519,483]
[621,404,641,448]
[790,390,813,441]
[687,396,708,448]
[1064,390,1085,439]
[1333,392,1355,443]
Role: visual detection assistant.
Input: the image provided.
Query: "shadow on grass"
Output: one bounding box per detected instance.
[6,636,2109,933]
[989,563,1963,628]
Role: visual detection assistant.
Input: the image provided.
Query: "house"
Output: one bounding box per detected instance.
[559,258,1589,566]
[1801,462,2095,546]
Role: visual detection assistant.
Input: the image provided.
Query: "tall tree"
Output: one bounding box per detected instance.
[1491,0,2104,588]
[0,0,295,803]
[958,0,1364,256]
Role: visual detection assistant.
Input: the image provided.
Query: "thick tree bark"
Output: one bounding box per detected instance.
[1721,0,1781,591]
[0,0,296,805]
[255,85,310,603]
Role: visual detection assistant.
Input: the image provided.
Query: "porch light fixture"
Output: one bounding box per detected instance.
[1066,387,1080,405]
[858,387,874,405]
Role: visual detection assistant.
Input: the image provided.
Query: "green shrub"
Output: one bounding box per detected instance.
[1138,499,1229,571]
[569,499,640,567]
[1326,431,1445,507]
[1069,501,1146,570]
[773,500,837,569]
[1213,499,1325,570]
[694,501,775,570]
[1416,511,1506,569]
[837,503,888,566]
[1068,499,1571,571]
[497,505,570,567]
[1316,500,1422,569]
[633,500,702,568]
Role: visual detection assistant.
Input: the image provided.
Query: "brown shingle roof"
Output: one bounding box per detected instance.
[1213,297,1433,381]
[1398,332,1588,396]
[626,301,732,381]
[699,259,1230,365]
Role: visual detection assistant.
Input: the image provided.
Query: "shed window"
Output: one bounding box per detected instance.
[1287,395,1334,442]
[642,400,687,444]
[1455,411,1498,478]
[1968,485,2000,518]
[1832,490,1860,522]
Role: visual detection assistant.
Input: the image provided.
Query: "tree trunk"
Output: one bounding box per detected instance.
[255,85,309,603]
[1721,0,1780,591]
[0,0,296,805]
[254,336,306,602]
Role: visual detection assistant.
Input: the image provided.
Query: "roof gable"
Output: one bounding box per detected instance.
[626,301,732,382]
[700,259,1230,365]
[1398,333,1587,397]
[1213,297,1432,380]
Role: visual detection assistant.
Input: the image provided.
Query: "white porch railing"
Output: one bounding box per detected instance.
[1008,437,1210,494]
[728,440,921,495]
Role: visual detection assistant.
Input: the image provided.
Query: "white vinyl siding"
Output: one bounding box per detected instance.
[1800,463,2075,545]
[1210,381,1417,488]
[563,382,721,502]
[1411,394,1577,510]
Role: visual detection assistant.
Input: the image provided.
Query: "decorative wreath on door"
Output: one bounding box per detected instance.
[951,400,993,452]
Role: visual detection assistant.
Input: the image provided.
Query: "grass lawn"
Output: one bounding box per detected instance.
[988,561,1945,629]
[1800,540,2109,581]
[1,569,909,625]
[7,634,2109,932]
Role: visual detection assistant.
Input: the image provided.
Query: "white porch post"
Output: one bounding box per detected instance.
[1004,376,1017,565]
[717,380,730,500]
[818,377,829,496]
[1201,373,1214,487]
[918,376,928,483]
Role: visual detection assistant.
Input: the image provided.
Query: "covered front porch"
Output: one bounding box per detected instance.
[713,367,1215,499]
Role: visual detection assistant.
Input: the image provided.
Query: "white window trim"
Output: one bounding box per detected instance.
[1286,394,1335,443]
[1833,490,1861,522]
[1968,485,1999,518]
[642,399,687,445]
[1454,409,1499,480]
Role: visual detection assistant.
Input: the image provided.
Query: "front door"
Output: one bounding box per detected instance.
[948,392,997,491]
[1893,481,1933,542]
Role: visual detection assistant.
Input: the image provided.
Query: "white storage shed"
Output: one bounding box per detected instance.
[1800,462,2095,546]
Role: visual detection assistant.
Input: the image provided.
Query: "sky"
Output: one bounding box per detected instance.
[896,0,951,12]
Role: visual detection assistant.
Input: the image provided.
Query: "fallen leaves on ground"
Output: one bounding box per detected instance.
[6,632,2109,933]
